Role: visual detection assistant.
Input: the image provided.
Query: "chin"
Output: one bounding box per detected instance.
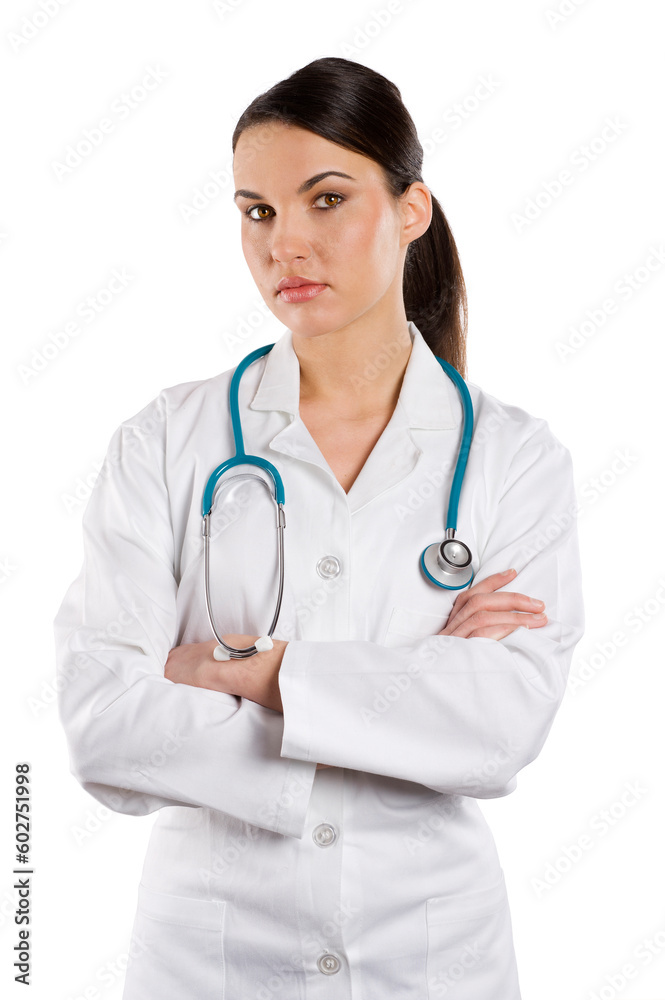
[277,307,341,337]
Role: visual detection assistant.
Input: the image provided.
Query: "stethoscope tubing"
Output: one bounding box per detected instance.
[202,340,475,658]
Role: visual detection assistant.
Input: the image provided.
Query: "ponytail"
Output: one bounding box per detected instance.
[403,192,468,377]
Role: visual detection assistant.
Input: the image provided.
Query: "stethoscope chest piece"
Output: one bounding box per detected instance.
[420,533,475,590]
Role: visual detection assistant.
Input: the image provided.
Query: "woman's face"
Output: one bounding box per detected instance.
[232,122,429,341]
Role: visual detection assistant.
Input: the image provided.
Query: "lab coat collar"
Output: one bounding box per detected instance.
[248,320,459,430]
[247,321,461,512]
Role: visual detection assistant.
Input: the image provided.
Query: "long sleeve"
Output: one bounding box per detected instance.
[278,420,585,798]
[53,392,316,839]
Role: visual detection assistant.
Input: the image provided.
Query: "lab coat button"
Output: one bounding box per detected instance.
[317,952,341,974]
[312,823,337,847]
[316,555,341,579]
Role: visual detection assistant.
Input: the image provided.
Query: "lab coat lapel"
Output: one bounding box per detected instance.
[248,321,461,513]
[267,416,336,483]
[264,406,423,515]
[247,329,336,485]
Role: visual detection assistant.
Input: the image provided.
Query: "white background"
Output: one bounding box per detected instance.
[2,1,664,998]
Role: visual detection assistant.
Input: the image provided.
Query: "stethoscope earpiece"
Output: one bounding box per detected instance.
[213,635,273,660]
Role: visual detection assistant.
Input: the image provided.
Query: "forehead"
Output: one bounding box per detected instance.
[233,123,379,183]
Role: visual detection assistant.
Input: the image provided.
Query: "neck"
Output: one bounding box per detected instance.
[292,314,413,419]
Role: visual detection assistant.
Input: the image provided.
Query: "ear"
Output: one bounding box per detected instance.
[399,181,433,248]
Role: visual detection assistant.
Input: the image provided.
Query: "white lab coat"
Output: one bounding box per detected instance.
[53,320,585,999]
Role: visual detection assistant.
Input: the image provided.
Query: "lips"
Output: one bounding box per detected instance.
[277,276,323,291]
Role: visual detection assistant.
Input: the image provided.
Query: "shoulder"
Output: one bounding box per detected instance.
[459,382,576,516]
[96,368,241,476]
[465,378,569,456]
[115,367,237,434]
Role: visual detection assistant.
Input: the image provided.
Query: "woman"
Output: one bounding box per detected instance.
[54,57,584,998]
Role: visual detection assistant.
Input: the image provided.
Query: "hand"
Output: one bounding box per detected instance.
[164,635,288,714]
[438,569,548,641]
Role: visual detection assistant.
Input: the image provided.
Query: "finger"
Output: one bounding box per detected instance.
[441,593,546,636]
[448,569,517,616]
[469,613,552,640]
[467,624,522,641]
[443,609,548,640]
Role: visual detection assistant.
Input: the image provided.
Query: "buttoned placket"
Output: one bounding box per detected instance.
[287,455,352,988]
[241,321,461,992]
[294,766,351,991]
[257,411,421,991]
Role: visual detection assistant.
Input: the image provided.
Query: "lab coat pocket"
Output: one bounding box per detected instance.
[123,883,226,1000]
[383,606,450,648]
[426,871,519,999]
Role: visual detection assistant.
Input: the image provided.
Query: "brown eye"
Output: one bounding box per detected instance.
[316,191,344,209]
[246,205,273,221]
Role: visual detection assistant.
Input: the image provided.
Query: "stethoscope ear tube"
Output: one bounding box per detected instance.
[201,341,286,659]
[202,471,286,659]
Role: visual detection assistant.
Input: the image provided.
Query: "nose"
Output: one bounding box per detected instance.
[268,208,312,265]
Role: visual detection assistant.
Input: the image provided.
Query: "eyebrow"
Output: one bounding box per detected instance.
[233,170,356,202]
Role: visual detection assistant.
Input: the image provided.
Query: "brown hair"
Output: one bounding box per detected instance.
[232,56,468,377]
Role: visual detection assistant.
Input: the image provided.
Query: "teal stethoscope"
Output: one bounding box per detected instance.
[202,342,475,660]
